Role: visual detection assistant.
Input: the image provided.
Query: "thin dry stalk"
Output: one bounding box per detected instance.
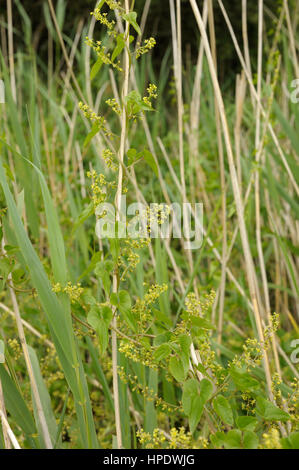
[283,0,299,77]
[170,0,197,294]
[234,72,247,187]
[242,0,254,107]
[217,0,299,197]
[47,0,86,103]
[0,302,54,349]
[189,0,273,400]
[0,409,21,449]
[6,0,16,102]
[207,0,227,352]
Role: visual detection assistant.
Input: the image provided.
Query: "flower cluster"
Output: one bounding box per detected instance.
[261,427,281,449]
[102,148,118,171]
[118,367,178,413]
[87,169,116,207]
[52,282,84,303]
[143,84,158,108]
[120,238,150,277]
[106,98,121,115]
[8,338,22,360]
[185,290,216,317]
[106,0,121,10]
[231,313,280,371]
[137,428,166,449]
[91,10,115,30]
[137,427,192,449]
[288,378,299,422]
[241,392,256,414]
[136,38,156,59]
[79,102,110,136]
[118,341,157,369]
[85,37,122,71]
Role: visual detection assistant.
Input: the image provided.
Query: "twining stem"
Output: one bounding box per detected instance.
[111,0,130,450]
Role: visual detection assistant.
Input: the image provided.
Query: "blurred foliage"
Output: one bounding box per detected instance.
[0,0,286,81]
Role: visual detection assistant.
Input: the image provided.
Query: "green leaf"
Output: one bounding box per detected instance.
[169,356,186,382]
[95,0,105,11]
[31,160,68,287]
[111,34,126,63]
[87,306,100,330]
[109,238,120,262]
[224,429,242,449]
[125,91,153,116]
[256,397,291,422]
[87,305,112,355]
[0,257,13,290]
[94,261,111,295]
[118,290,131,311]
[281,432,299,449]
[213,395,234,426]
[189,395,204,434]
[0,364,37,441]
[185,314,214,329]
[72,202,94,233]
[230,367,260,391]
[83,122,101,148]
[127,148,140,166]
[143,149,158,177]
[97,318,109,355]
[199,378,213,404]
[210,431,226,448]
[122,11,141,35]
[90,57,103,81]
[153,344,171,363]
[110,290,136,332]
[187,379,213,434]
[236,415,258,431]
[78,252,103,281]
[182,379,198,416]
[177,334,191,358]
[243,430,258,449]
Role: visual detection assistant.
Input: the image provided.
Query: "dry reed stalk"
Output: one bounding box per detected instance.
[189,0,273,400]
[6,0,16,102]
[0,409,21,449]
[217,0,299,197]
[207,0,227,352]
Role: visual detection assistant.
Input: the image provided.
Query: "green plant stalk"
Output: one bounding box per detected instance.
[111,0,130,449]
